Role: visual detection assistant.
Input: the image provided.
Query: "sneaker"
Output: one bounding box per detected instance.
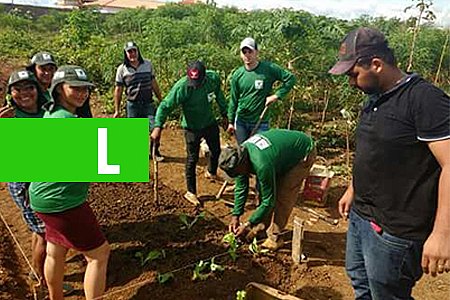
[151,153,165,162]
[63,283,75,296]
[184,191,201,206]
[261,237,284,251]
[204,170,219,181]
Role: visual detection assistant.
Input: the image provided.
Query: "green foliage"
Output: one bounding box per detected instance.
[248,238,269,256]
[0,4,448,157]
[179,212,205,230]
[157,272,174,284]
[192,260,210,281]
[192,257,225,281]
[135,249,166,266]
[236,290,247,300]
[222,232,239,261]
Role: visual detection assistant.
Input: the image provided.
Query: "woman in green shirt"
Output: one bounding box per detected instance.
[29,66,110,300]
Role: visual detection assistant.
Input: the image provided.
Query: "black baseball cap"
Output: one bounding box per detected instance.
[187,60,206,88]
[7,70,39,93]
[219,146,247,178]
[329,27,389,75]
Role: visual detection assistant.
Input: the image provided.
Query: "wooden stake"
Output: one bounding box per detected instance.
[152,144,159,205]
[292,216,305,264]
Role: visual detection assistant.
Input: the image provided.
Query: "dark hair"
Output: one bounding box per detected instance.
[356,48,396,69]
[51,84,92,118]
[123,47,144,67]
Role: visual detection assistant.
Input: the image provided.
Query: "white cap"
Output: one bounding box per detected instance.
[240,37,257,51]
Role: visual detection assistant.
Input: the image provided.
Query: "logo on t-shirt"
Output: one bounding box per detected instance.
[254,80,264,90]
[246,135,271,150]
[207,92,215,103]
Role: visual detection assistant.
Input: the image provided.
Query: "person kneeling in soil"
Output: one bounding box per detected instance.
[219,129,316,251]
[29,66,110,300]
[151,60,228,206]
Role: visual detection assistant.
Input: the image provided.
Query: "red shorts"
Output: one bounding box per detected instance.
[37,202,106,252]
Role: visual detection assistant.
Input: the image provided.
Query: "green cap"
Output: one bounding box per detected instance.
[30,52,57,66]
[7,69,39,94]
[49,65,94,99]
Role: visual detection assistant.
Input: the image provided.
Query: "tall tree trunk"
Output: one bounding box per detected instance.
[407,7,424,72]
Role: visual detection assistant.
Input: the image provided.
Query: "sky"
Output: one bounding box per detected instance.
[1,0,449,27]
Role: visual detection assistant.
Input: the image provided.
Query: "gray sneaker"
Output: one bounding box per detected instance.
[184,191,200,206]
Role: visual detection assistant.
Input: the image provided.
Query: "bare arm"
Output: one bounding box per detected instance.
[152,78,163,102]
[113,85,123,118]
[338,179,354,220]
[422,139,450,276]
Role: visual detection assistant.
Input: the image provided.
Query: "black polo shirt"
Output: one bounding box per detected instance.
[353,74,450,241]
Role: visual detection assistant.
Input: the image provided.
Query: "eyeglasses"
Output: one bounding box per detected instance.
[241,48,254,55]
[11,84,36,93]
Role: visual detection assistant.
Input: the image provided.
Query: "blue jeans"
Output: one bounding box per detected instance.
[127,100,161,156]
[234,118,269,145]
[126,100,156,130]
[346,209,423,300]
[234,118,269,197]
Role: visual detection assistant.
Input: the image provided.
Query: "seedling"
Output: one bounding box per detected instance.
[222,232,239,261]
[179,212,206,230]
[248,237,269,256]
[135,249,166,266]
[210,257,224,273]
[157,272,174,284]
[192,260,210,281]
[236,290,246,300]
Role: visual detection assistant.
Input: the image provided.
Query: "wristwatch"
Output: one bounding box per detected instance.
[243,221,252,228]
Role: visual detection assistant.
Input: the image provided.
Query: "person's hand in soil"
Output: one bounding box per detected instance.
[421,230,450,276]
[229,216,240,233]
[0,106,15,118]
[151,127,162,141]
[338,183,354,220]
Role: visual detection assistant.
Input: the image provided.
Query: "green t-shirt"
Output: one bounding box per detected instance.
[228,61,296,123]
[15,108,44,118]
[4,94,45,118]
[30,105,89,213]
[233,129,314,224]
[155,70,227,130]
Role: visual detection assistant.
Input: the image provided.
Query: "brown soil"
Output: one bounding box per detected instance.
[0,59,448,300]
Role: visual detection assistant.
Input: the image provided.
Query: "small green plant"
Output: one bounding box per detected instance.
[179,212,206,230]
[248,237,269,256]
[191,258,224,281]
[157,272,174,284]
[222,232,239,261]
[192,260,210,281]
[210,257,225,272]
[236,290,247,300]
[135,249,166,266]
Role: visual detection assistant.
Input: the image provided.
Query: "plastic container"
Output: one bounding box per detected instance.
[301,158,334,207]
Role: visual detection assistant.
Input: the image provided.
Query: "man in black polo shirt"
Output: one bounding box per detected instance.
[330,27,450,299]
[113,41,164,161]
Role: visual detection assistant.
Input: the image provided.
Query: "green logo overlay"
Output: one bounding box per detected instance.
[0,119,149,182]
